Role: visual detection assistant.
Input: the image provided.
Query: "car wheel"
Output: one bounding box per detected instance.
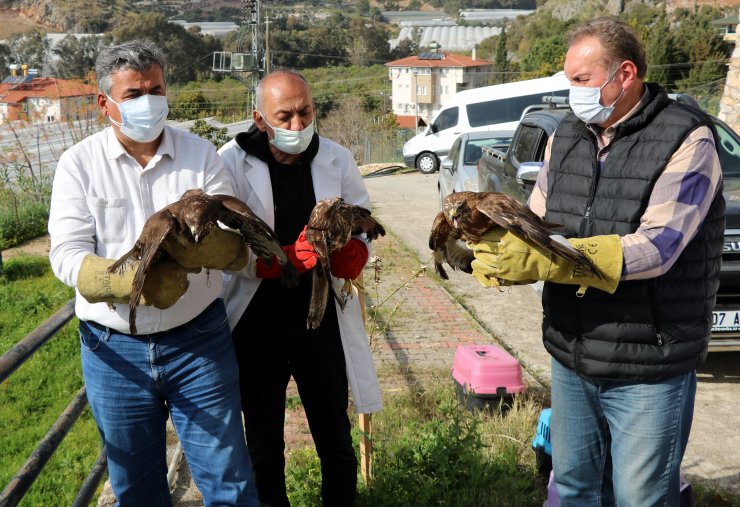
[417,152,439,174]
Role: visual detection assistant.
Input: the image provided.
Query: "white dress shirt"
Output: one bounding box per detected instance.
[49,125,235,334]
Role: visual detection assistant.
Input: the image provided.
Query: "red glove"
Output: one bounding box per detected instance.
[256,226,319,279]
[329,239,369,279]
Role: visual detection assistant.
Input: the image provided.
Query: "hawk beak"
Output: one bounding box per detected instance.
[449,213,459,228]
[190,226,201,243]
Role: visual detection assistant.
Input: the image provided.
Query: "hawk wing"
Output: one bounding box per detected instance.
[305,198,386,330]
[429,210,473,280]
[107,209,176,335]
[474,193,601,275]
[213,193,299,287]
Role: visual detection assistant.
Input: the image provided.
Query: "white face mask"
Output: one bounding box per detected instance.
[106,94,169,143]
[569,67,625,125]
[260,113,315,155]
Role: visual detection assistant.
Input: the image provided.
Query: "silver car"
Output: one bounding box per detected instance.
[437,130,513,207]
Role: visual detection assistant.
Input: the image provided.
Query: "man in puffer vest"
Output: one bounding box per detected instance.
[469,17,724,507]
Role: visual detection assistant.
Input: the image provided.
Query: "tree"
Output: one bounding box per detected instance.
[494,26,510,84]
[356,0,370,15]
[190,119,230,149]
[111,13,223,84]
[518,35,566,78]
[319,95,373,164]
[171,89,213,120]
[644,8,673,88]
[672,6,731,96]
[0,43,9,78]
[53,35,107,80]
[348,18,392,67]
[7,31,50,70]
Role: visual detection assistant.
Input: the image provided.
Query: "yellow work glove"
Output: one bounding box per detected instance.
[77,255,189,309]
[469,230,623,295]
[162,226,248,271]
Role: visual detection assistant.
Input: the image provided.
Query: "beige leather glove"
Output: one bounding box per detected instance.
[470,230,623,295]
[77,255,189,308]
[162,227,248,271]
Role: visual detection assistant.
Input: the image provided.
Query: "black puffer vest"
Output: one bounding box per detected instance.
[543,83,724,381]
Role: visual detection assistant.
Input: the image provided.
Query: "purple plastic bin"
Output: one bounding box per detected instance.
[451,345,525,412]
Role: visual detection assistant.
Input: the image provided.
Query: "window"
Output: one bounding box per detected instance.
[511,125,545,167]
[466,90,569,128]
[448,139,461,173]
[463,137,512,165]
[431,107,459,132]
[715,120,740,178]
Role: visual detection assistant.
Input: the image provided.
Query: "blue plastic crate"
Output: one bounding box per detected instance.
[532,408,552,476]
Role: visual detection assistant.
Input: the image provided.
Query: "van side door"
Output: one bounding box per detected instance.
[428,106,460,159]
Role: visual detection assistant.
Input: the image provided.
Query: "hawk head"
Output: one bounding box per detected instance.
[444,196,471,229]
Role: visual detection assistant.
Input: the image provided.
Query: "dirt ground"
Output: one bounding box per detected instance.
[0,10,43,40]
[3,234,51,260]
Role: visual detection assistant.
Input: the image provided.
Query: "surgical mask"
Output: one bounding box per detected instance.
[260,113,315,154]
[106,94,169,143]
[569,67,625,125]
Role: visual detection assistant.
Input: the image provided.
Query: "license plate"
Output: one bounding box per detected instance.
[712,310,740,332]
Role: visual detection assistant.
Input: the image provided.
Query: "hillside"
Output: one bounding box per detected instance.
[0,0,737,40]
[0,0,129,35]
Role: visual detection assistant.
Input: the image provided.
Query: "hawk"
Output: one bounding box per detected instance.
[305,197,385,329]
[430,191,600,282]
[109,189,298,334]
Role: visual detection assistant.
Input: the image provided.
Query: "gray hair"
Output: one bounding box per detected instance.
[567,17,647,79]
[95,39,168,95]
[254,69,310,111]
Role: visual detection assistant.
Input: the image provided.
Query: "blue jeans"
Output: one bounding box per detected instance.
[80,299,259,507]
[550,358,695,507]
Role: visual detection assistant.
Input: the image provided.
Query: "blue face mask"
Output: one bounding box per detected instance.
[569,67,624,125]
[260,113,315,155]
[106,94,169,143]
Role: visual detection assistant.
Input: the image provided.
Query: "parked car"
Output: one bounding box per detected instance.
[403,73,569,174]
[437,130,513,207]
[478,96,740,352]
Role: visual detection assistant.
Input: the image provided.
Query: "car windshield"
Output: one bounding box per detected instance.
[464,137,511,165]
[715,121,740,179]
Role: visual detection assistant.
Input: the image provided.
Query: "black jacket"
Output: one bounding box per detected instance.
[542,83,724,381]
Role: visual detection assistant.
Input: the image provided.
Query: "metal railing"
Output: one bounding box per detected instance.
[0,299,105,507]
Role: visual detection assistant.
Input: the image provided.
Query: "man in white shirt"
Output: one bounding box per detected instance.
[48,39,258,506]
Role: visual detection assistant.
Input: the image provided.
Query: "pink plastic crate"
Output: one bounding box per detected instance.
[451,345,525,411]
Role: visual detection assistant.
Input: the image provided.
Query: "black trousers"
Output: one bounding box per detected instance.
[233,301,357,507]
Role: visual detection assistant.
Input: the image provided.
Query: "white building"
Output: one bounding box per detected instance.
[385,51,493,129]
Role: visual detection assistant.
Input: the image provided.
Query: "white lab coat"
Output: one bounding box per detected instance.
[218,135,383,414]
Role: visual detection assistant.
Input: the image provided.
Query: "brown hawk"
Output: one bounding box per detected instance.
[430,191,600,281]
[109,189,297,334]
[305,197,385,329]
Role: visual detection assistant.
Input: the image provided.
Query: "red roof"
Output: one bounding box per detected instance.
[396,115,427,129]
[385,52,492,68]
[0,78,96,105]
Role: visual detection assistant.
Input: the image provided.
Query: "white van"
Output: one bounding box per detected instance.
[402,72,570,173]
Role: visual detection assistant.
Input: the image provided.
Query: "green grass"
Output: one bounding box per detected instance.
[0,255,101,505]
[285,369,547,507]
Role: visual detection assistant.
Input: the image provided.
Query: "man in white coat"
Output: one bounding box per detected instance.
[219,70,382,507]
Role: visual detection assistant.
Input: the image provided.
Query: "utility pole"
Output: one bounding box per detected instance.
[265,16,270,75]
[212,0,264,107]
